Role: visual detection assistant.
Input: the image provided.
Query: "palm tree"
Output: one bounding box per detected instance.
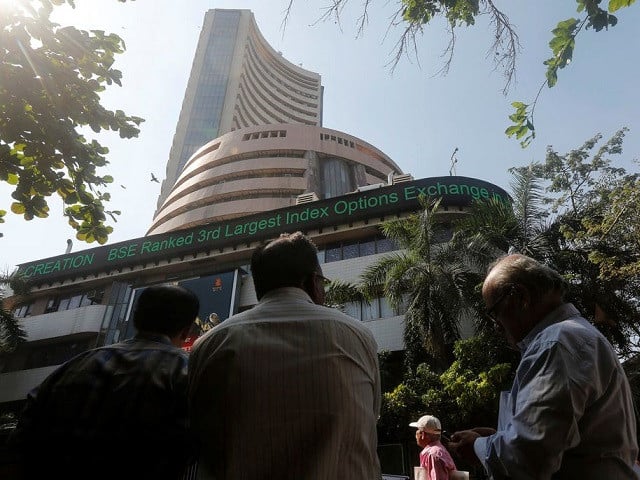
[0,270,28,353]
[454,161,640,357]
[329,197,481,373]
[453,165,552,263]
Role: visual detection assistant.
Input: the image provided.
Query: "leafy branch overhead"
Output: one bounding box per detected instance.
[0,0,142,244]
[285,0,635,148]
[505,0,634,147]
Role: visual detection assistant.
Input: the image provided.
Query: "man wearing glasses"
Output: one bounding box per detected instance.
[188,231,381,480]
[449,253,638,479]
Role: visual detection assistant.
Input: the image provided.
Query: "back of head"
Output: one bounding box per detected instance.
[133,284,199,337]
[251,231,320,300]
[488,254,568,302]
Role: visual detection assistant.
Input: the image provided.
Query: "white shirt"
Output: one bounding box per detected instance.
[188,287,382,480]
[474,303,638,479]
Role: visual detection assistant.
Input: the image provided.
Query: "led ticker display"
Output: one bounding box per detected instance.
[17,176,510,283]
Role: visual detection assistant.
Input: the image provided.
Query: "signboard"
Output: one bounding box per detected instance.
[122,270,240,350]
[16,176,510,283]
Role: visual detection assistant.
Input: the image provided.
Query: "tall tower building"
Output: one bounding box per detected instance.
[157,9,324,209]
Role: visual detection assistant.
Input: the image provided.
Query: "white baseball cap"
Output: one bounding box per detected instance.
[409,415,442,434]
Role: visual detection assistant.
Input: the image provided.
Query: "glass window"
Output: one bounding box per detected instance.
[362,300,380,321]
[342,243,359,260]
[359,239,376,257]
[325,244,341,263]
[45,298,59,313]
[380,297,396,318]
[321,157,355,198]
[80,295,93,307]
[20,305,28,317]
[377,237,397,253]
[343,301,360,320]
[58,297,71,311]
[13,303,32,318]
[68,295,83,309]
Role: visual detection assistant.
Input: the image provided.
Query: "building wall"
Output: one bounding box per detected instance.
[0,366,57,403]
[149,124,402,235]
[4,177,511,407]
[158,9,323,209]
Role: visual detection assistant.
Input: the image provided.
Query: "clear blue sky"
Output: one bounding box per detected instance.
[1,0,638,269]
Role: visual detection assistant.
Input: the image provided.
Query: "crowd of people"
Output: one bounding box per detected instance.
[4,232,639,479]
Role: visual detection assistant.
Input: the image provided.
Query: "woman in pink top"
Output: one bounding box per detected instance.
[410,415,458,480]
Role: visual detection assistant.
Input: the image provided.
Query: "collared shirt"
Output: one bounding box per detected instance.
[188,287,382,480]
[8,332,194,479]
[474,303,638,479]
[420,440,457,480]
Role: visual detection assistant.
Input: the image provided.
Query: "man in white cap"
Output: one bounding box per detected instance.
[410,414,457,480]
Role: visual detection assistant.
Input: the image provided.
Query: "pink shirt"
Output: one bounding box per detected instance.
[419,440,457,480]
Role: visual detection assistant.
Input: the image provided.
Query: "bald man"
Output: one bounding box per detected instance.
[449,254,638,479]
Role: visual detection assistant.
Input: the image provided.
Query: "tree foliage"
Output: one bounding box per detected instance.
[375,129,640,441]
[0,0,142,244]
[532,128,640,356]
[0,271,29,353]
[285,0,636,147]
[327,197,482,372]
[378,332,517,446]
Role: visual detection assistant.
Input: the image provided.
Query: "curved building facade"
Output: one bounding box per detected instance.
[158,9,324,209]
[149,124,403,235]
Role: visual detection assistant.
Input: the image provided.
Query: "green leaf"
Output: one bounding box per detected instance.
[609,0,636,12]
[11,203,26,215]
[0,0,144,244]
[505,125,521,136]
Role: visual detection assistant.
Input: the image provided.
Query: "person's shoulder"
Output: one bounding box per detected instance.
[541,315,601,346]
[318,305,378,341]
[320,304,365,326]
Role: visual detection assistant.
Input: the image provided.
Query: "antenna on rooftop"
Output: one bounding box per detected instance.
[449,147,459,176]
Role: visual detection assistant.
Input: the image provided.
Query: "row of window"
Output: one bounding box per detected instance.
[45,290,104,314]
[320,133,355,148]
[320,235,397,263]
[11,235,400,321]
[343,297,405,322]
[247,37,320,94]
[242,130,287,141]
[244,55,319,116]
[13,290,104,318]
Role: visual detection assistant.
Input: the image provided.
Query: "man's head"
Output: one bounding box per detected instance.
[482,254,567,346]
[251,231,327,304]
[133,285,200,343]
[410,415,442,447]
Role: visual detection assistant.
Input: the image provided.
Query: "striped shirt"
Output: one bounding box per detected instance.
[188,287,382,480]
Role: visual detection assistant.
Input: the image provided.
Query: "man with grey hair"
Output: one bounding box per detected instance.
[449,254,638,479]
[188,231,381,480]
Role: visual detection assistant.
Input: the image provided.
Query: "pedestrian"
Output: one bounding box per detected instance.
[410,415,457,480]
[7,284,200,480]
[188,231,381,480]
[448,253,638,479]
